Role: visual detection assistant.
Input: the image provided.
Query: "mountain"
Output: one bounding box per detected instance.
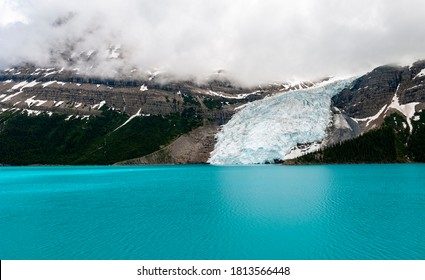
[208,78,355,164]
[287,61,425,164]
[332,60,425,133]
[208,61,425,164]
[0,64,322,165]
[0,61,424,165]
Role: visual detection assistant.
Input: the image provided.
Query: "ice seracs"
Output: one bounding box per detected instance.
[208,78,355,165]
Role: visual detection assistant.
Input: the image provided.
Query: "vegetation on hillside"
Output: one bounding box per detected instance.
[287,112,425,164]
[0,107,202,165]
[408,110,425,162]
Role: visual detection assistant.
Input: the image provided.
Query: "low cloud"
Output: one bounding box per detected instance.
[1,0,425,85]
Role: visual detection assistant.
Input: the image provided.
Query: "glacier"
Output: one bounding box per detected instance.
[208,78,355,165]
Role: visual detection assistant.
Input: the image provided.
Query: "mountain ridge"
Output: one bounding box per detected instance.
[1,61,424,165]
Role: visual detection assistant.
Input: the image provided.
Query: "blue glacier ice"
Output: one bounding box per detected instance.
[208,78,355,164]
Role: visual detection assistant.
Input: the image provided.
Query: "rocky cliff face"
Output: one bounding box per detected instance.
[0,65,318,125]
[332,61,425,133]
[322,107,362,147]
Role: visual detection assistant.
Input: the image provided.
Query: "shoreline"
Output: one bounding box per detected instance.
[1,162,424,168]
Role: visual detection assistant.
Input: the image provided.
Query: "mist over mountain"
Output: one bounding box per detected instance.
[2,0,425,86]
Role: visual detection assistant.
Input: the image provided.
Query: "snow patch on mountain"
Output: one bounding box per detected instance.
[284,142,322,160]
[54,101,65,107]
[204,90,261,100]
[2,91,22,102]
[25,96,47,107]
[114,109,142,132]
[385,90,419,133]
[10,81,29,91]
[92,101,106,110]
[42,81,57,88]
[414,69,425,79]
[208,78,355,165]
[353,104,388,127]
[22,81,39,89]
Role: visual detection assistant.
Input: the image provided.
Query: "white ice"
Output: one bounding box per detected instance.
[414,69,425,79]
[25,96,47,107]
[22,81,39,89]
[140,85,148,91]
[204,90,261,100]
[385,90,419,133]
[2,92,22,102]
[42,81,57,88]
[23,109,42,116]
[92,101,106,110]
[353,104,388,127]
[114,108,142,132]
[55,101,64,107]
[208,78,355,164]
[10,81,29,91]
[44,71,57,77]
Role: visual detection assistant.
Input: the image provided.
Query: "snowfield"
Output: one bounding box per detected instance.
[208,78,355,165]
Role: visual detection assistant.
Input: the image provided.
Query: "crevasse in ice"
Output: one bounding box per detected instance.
[208,78,354,165]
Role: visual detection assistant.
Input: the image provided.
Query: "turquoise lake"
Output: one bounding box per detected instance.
[0,164,424,260]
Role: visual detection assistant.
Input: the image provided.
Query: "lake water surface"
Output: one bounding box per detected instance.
[1,164,424,259]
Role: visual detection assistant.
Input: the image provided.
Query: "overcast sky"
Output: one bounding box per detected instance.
[1,0,425,85]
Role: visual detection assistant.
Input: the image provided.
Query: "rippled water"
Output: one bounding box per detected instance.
[0,164,424,259]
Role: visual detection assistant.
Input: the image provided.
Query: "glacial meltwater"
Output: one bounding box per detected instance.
[0,164,424,260]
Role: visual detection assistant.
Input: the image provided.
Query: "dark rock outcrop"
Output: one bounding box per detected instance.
[333,65,404,118]
[332,61,425,133]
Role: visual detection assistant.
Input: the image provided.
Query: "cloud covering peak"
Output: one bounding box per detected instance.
[1,0,425,85]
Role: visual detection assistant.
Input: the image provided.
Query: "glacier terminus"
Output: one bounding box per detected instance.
[208,78,356,165]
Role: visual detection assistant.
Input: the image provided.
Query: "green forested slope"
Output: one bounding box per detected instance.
[0,108,202,165]
[287,112,425,164]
